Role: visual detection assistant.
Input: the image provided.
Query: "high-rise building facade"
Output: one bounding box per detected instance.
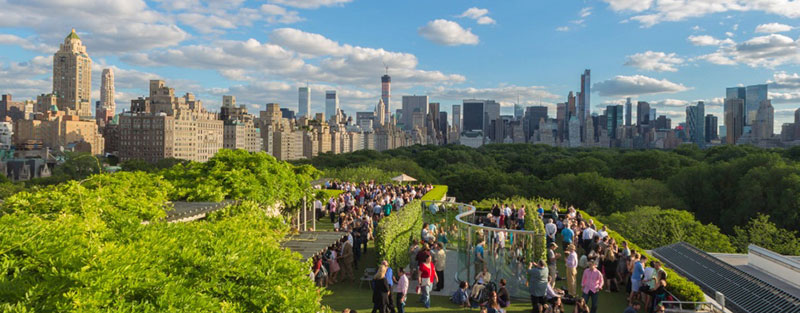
[401,95,428,130]
[298,87,310,118]
[625,97,632,126]
[452,104,461,132]
[637,101,651,125]
[514,103,524,120]
[606,105,623,139]
[724,98,745,144]
[753,99,774,140]
[325,90,339,122]
[462,100,484,132]
[745,84,768,126]
[96,68,114,126]
[686,101,705,147]
[579,69,591,126]
[53,29,92,118]
[381,74,391,125]
[524,106,548,137]
[705,114,718,142]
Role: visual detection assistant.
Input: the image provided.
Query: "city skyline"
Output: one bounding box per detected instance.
[3,1,800,132]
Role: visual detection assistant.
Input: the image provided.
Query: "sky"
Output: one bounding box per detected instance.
[3,0,800,132]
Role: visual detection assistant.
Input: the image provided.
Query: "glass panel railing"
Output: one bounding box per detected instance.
[421,200,546,299]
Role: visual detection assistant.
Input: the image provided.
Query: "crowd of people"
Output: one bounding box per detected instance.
[531,205,671,313]
[328,191,672,313]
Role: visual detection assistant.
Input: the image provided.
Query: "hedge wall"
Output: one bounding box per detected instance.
[375,199,423,269]
[575,209,706,303]
[474,197,550,263]
[420,185,448,201]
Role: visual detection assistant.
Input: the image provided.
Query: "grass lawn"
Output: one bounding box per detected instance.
[321,240,632,313]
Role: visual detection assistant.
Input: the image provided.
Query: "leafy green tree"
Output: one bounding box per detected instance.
[732,214,800,255]
[549,172,631,215]
[604,206,735,252]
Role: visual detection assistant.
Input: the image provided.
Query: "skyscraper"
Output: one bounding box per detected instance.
[524,106,548,137]
[705,114,718,142]
[53,29,92,117]
[686,101,705,147]
[452,104,461,132]
[514,103,524,120]
[298,86,310,118]
[581,69,591,121]
[724,98,744,144]
[637,101,651,125]
[95,68,114,126]
[401,95,428,130]
[745,84,768,126]
[753,99,774,140]
[462,100,484,132]
[381,73,391,125]
[325,90,338,122]
[625,97,632,126]
[606,105,623,139]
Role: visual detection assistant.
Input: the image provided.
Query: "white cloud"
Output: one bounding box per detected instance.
[624,51,684,72]
[580,7,593,18]
[688,35,734,46]
[768,71,800,89]
[0,0,188,54]
[593,75,690,97]
[418,19,479,46]
[427,85,559,107]
[556,26,570,32]
[725,31,735,38]
[755,22,794,33]
[458,7,496,25]
[602,0,654,12]
[268,0,352,9]
[0,34,55,53]
[605,0,800,27]
[652,99,690,107]
[697,34,800,68]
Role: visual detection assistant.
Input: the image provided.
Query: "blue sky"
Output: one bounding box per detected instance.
[2,0,800,131]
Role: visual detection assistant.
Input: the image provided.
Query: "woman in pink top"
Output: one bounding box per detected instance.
[581,261,603,313]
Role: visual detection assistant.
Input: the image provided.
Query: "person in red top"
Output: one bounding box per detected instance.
[417,254,438,309]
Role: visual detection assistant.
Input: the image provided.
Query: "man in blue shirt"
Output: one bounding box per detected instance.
[536,204,545,218]
[630,255,647,302]
[474,238,485,275]
[623,300,642,313]
[561,221,574,252]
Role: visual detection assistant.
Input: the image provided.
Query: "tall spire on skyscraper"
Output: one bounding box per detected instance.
[381,65,391,125]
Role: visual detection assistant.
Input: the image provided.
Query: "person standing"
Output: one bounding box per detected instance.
[394,267,409,313]
[565,244,578,297]
[545,218,557,247]
[547,242,560,284]
[474,238,486,275]
[561,221,575,252]
[528,260,549,313]
[314,198,323,220]
[433,243,446,292]
[339,238,354,282]
[417,254,438,309]
[372,265,390,313]
[581,261,604,313]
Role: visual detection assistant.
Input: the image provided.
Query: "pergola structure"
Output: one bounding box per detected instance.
[281,231,348,260]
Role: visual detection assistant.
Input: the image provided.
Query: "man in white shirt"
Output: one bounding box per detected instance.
[597,225,609,239]
[395,267,409,313]
[314,199,322,220]
[545,218,557,246]
[582,225,596,251]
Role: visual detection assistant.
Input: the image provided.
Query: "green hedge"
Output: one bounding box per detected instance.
[317,189,344,200]
[420,185,448,201]
[375,199,423,269]
[576,209,706,303]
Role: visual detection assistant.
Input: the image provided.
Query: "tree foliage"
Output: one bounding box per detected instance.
[732,214,800,255]
[162,149,319,210]
[603,206,735,253]
[0,171,328,312]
